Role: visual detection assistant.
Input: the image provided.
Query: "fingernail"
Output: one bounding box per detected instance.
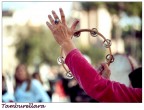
[59,8,62,11]
[75,18,79,21]
[46,21,49,25]
[74,19,79,23]
[76,20,79,23]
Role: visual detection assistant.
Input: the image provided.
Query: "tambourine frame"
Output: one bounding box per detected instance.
[57,28,114,79]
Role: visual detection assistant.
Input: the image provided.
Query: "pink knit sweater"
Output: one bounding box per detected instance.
[65,49,142,102]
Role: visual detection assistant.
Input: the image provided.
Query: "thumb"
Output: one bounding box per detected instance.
[99,63,108,75]
[101,63,111,75]
[71,19,80,32]
[101,63,109,69]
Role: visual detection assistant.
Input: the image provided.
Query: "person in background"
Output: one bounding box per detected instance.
[32,71,52,100]
[14,64,51,102]
[46,8,142,102]
[128,67,142,88]
[2,75,15,102]
[109,53,139,87]
[51,74,70,102]
[32,72,43,85]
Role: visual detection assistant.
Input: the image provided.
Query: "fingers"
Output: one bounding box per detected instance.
[98,65,104,75]
[101,63,109,70]
[46,21,53,31]
[71,19,79,32]
[47,8,66,25]
[102,63,111,74]
[52,10,60,20]
[48,15,55,25]
[99,63,110,74]
[59,8,66,24]
[100,63,111,79]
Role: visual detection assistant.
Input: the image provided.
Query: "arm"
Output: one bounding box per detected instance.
[65,49,142,102]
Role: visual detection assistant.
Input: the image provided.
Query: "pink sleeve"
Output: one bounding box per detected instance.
[65,49,142,102]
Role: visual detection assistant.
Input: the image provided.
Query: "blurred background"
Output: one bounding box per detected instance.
[2,1,142,102]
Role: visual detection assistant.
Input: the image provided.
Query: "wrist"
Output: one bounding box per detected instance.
[60,39,72,47]
[61,40,76,56]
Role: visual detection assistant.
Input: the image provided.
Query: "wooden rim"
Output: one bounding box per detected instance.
[58,28,114,79]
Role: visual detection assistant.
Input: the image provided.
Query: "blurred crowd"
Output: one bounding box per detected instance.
[2,52,141,103]
[2,63,97,103]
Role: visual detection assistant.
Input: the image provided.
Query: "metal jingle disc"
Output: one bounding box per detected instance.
[103,39,112,48]
[66,71,73,79]
[74,32,81,37]
[106,54,114,63]
[57,56,64,65]
[90,28,98,37]
[92,28,98,32]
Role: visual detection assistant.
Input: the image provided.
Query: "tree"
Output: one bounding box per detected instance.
[81,2,142,17]
[80,2,142,65]
[15,24,60,66]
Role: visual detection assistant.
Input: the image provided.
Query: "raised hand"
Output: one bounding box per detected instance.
[46,8,79,46]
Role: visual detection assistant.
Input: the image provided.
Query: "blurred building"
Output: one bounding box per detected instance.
[71,2,125,53]
[2,6,47,74]
[2,10,18,94]
[2,10,18,76]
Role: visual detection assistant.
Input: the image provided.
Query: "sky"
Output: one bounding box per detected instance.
[2,1,73,17]
[2,1,73,26]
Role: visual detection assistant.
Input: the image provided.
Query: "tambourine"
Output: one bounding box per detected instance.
[57,28,114,79]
